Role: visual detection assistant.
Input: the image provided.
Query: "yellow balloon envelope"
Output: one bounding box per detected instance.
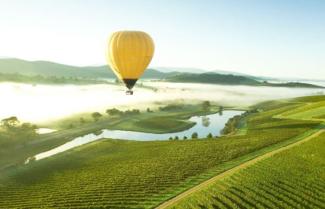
[107,31,155,92]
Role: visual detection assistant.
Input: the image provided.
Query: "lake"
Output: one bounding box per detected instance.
[32,110,243,161]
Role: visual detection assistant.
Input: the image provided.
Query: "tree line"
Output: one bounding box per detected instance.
[0,116,38,144]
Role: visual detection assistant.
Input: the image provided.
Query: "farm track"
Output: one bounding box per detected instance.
[155,129,324,209]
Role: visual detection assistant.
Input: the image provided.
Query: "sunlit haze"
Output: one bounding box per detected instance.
[0,0,324,79]
[1,82,323,123]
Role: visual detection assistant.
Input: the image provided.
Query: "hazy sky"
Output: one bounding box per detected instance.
[0,0,324,79]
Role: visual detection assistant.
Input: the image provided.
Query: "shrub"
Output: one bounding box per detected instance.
[191,132,198,139]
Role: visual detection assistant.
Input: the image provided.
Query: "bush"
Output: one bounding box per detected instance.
[191,132,198,139]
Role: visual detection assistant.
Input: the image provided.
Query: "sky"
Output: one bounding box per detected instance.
[0,0,324,79]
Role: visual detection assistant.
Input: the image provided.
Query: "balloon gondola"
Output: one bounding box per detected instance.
[106,31,155,95]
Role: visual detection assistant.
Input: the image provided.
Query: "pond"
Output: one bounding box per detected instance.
[31,110,244,161]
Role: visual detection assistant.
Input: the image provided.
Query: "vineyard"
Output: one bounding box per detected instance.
[277,99,325,121]
[168,132,325,209]
[0,96,324,208]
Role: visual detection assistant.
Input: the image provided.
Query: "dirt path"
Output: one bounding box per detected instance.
[155,129,324,209]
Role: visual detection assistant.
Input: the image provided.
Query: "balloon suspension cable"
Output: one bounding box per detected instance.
[126,90,133,95]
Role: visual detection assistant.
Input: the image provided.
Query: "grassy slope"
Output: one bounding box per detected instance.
[0,96,323,208]
[277,101,325,121]
[168,132,325,209]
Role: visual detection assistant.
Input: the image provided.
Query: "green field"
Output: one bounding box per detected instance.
[168,132,325,209]
[0,96,323,208]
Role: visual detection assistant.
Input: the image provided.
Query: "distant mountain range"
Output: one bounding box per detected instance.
[0,58,323,88]
[167,72,260,86]
[0,58,176,79]
[166,72,324,88]
[154,67,207,74]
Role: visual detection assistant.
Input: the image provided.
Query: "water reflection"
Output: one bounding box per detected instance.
[201,116,210,127]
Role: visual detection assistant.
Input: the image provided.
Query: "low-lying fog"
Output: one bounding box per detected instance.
[1,81,323,123]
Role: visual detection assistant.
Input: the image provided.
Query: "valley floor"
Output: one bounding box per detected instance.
[0,95,324,208]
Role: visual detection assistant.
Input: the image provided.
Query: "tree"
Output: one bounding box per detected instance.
[1,116,19,128]
[169,137,173,140]
[221,115,241,135]
[207,133,213,138]
[202,101,211,111]
[202,116,210,127]
[80,117,86,124]
[124,109,140,116]
[106,108,122,116]
[159,104,183,111]
[146,108,152,113]
[20,123,37,131]
[183,136,187,140]
[191,132,198,139]
[219,106,224,115]
[174,136,179,140]
[17,123,38,141]
[0,116,38,143]
[92,112,102,122]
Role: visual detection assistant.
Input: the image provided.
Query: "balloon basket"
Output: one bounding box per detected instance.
[126,90,133,95]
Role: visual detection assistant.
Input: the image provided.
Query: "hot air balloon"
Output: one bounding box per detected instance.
[107,31,155,95]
